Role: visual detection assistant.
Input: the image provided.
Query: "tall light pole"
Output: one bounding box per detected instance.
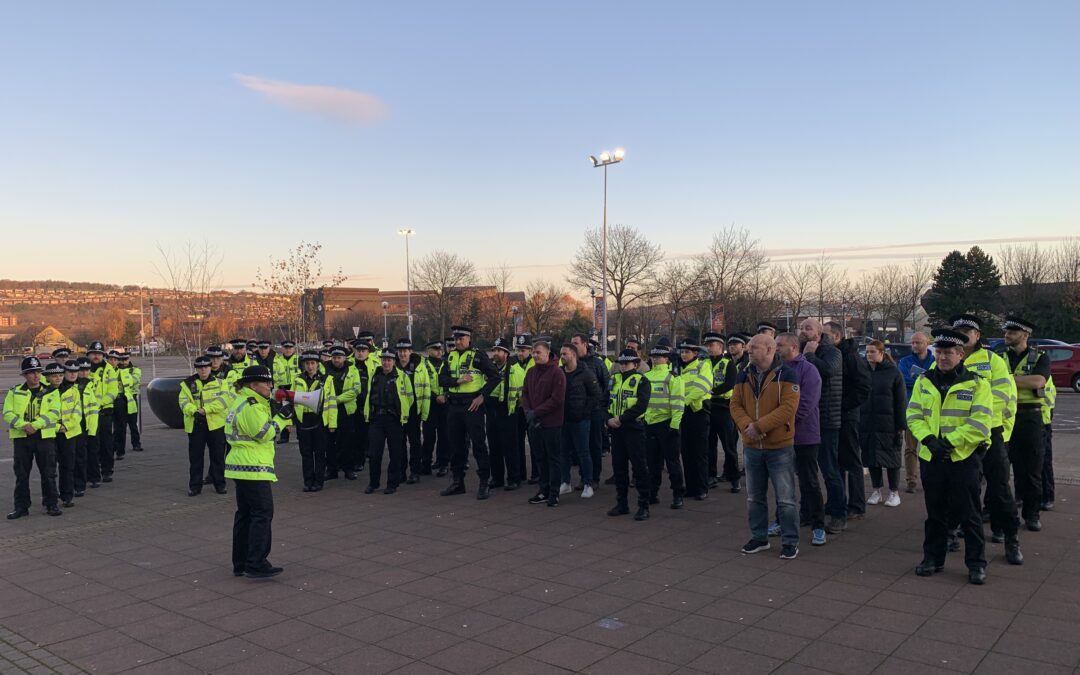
[397,229,415,342]
[588,147,624,355]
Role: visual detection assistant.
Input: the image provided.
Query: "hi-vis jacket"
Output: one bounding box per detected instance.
[224,386,291,482]
[56,382,83,438]
[958,347,1016,441]
[90,361,119,411]
[77,378,100,436]
[3,383,61,440]
[179,375,229,432]
[679,357,714,413]
[643,363,685,429]
[907,365,992,462]
[292,372,338,429]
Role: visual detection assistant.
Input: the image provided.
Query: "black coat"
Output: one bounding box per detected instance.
[859,359,905,469]
[805,335,843,431]
[838,338,872,417]
[563,363,600,423]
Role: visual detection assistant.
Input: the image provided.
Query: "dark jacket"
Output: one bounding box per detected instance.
[563,362,600,423]
[859,359,906,469]
[837,338,872,417]
[581,352,610,409]
[522,360,566,428]
[804,334,843,430]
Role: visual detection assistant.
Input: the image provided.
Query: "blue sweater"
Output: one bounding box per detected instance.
[897,352,935,399]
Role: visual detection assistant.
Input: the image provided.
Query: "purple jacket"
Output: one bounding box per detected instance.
[785,354,822,445]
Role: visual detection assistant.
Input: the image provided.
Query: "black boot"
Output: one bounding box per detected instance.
[477,484,491,500]
[671,495,684,510]
[607,501,629,517]
[991,530,1004,544]
[1005,536,1024,565]
[968,567,987,585]
[440,482,466,496]
[915,559,943,576]
[634,502,649,521]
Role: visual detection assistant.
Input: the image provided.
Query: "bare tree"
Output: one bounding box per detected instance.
[255,241,346,342]
[154,240,224,368]
[778,262,815,322]
[700,225,768,309]
[850,276,878,336]
[1050,238,1080,284]
[480,262,515,338]
[809,253,839,321]
[522,280,565,335]
[655,260,707,339]
[999,242,1051,309]
[567,224,663,347]
[411,250,478,340]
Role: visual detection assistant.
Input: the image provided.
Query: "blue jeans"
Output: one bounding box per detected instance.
[561,419,592,485]
[745,446,798,547]
[818,428,846,519]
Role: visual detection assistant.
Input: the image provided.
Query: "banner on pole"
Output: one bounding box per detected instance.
[593,296,606,334]
[710,303,725,332]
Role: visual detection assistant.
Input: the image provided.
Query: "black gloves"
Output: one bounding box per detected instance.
[271,401,294,420]
[922,435,951,461]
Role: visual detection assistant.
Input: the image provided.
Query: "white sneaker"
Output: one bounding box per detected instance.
[559,482,572,495]
[581,484,594,499]
[884,491,901,507]
[866,489,882,506]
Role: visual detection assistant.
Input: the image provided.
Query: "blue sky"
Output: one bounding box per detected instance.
[2,1,1077,290]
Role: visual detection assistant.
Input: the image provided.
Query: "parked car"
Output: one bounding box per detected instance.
[858,342,913,361]
[1041,345,1080,393]
[985,337,1068,350]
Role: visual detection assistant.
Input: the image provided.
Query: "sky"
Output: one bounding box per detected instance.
[1,1,1078,292]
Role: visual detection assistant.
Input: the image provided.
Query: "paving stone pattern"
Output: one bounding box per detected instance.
[1,423,1079,674]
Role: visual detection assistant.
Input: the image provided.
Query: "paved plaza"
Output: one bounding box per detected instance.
[0,386,1078,674]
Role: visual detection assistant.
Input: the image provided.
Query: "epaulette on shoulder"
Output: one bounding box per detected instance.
[247,396,258,406]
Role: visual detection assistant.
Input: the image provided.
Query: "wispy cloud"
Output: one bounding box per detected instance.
[234,73,388,125]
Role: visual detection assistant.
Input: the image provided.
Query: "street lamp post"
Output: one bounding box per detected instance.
[510,305,519,337]
[588,148,624,355]
[381,301,389,345]
[397,229,415,342]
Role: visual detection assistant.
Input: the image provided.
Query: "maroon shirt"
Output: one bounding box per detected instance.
[522,360,566,427]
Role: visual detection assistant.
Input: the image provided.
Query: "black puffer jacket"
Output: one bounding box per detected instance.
[580,353,610,409]
[837,338,872,417]
[564,363,600,423]
[804,334,843,430]
[859,359,905,469]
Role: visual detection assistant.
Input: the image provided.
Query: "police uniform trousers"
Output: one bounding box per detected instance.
[12,435,59,511]
[55,432,76,503]
[112,395,130,457]
[232,479,274,574]
[368,412,405,490]
[188,418,226,492]
[1042,418,1054,506]
[84,428,101,485]
[404,407,424,479]
[73,431,89,493]
[612,424,650,507]
[680,408,710,498]
[325,412,352,477]
[446,397,490,485]
[486,403,519,486]
[712,402,739,486]
[97,407,115,477]
[125,397,141,449]
[645,422,684,501]
[838,409,865,515]
[351,409,368,471]
[421,399,447,473]
[980,427,1019,537]
[921,454,985,571]
[296,422,327,489]
[1009,408,1045,522]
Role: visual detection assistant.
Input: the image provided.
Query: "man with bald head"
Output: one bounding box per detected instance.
[897,332,935,492]
[799,318,846,534]
[731,334,801,558]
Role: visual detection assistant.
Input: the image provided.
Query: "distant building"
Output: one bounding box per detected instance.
[0,315,16,327]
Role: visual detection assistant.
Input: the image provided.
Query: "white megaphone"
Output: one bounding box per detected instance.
[275,388,322,411]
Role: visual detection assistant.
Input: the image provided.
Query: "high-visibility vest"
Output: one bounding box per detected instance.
[273,353,299,389]
[223,387,290,481]
[959,347,1017,440]
[679,357,714,413]
[609,371,645,421]
[508,358,533,415]
[448,349,484,395]
[179,375,229,432]
[402,359,430,421]
[643,363,684,429]
[1009,348,1051,422]
[3,383,62,439]
[423,357,444,398]
[1044,376,1056,425]
[326,364,361,415]
[57,382,83,438]
[710,355,733,401]
[907,368,992,462]
[117,366,140,414]
[293,372,338,428]
[365,366,415,425]
[90,362,119,410]
[77,378,100,436]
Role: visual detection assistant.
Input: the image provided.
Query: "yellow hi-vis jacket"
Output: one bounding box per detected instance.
[907,365,992,463]
[224,386,291,481]
[3,383,62,440]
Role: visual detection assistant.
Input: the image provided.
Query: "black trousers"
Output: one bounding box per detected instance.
[126,399,141,449]
[487,404,519,485]
[447,399,490,484]
[98,409,115,476]
[795,443,825,530]
[55,433,76,502]
[325,413,352,475]
[73,433,88,492]
[514,409,528,484]
[188,423,226,491]
[353,411,368,469]
[839,411,865,515]
[368,414,405,489]
[297,425,328,488]
[680,408,709,497]
[84,431,101,485]
[232,480,274,573]
[527,423,561,504]
[13,436,58,509]
[612,425,650,506]
[982,427,1019,537]
[645,422,684,500]
[422,400,448,471]
[708,402,731,480]
[404,412,423,478]
[113,399,131,456]
[921,455,985,570]
[1009,411,1045,522]
[1042,422,1054,505]
[589,408,605,483]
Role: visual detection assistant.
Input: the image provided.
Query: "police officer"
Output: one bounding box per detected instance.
[909,329,991,584]
[352,340,376,473]
[51,347,72,368]
[606,349,652,520]
[115,351,143,454]
[510,335,535,485]
[292,351,337,492]
[949,314,1021,560]
[704,332,737,490]
[87,342,119,483]
[757,321,778,337]
[643,344,685,508]
[365,349,413,495]
[1002,316,1051,532]
[420,339,448,477]
[246,339,259,357]
[206,346,229,380]
[5,357,62,518]
[44,362,80,509]
[324,346,360,481]
[678,338,714,500]
[273,341,298,444]
[72,358,99,495]
[438,325,500,499]
[486,337,517,490]
[1041,374,1057,512]
[228,339,254,372]
[225,365,292,578]
[180,356,229,496]
[395,338,430,484]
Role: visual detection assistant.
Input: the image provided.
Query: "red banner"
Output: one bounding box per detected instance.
[593,296,606,334]
[710,303,725,332]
